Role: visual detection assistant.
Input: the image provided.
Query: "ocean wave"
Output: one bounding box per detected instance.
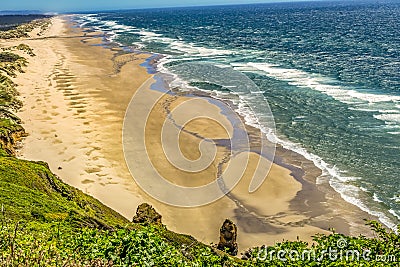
[374,113,400,124]
[373,193,384,203]
[74,14,100,28]
[330,179,398,230]
[79,14,100,23]
[245,62,400,103]
[125,27,236,57]
[389,209,400,220]
[234,62,400,126]
[391,195,400,202]
[75,16,140,46]
[77,15,237,59]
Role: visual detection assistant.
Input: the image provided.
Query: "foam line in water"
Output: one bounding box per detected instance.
[246,62,400,102]
[389,209,400,220]
[374,113,400,124]
[330,179,398,230]
[239,62,400,127]
[373,193,384,203]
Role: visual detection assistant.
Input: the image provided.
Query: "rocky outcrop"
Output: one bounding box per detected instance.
[217,219,238,256]
[0,125,25,155]
[132,203,162,225]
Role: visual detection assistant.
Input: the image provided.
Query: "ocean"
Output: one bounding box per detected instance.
[74,0,400,229]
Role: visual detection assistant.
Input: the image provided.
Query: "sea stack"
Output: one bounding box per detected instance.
[217,219,238,256]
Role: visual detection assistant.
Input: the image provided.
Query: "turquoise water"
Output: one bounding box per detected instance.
[75,1,400,228]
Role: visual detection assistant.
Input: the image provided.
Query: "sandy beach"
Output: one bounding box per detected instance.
[2,16,376,251]
[6,17,150,219]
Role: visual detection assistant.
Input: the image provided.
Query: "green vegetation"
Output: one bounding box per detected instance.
[0,24,399,266]
[247,222,400,266]
[0,156,127,227]
[0,222,232,266]
[0,45,32,155]
[0,52,28,78]
[0,216,399,266]
[2,44,36,57]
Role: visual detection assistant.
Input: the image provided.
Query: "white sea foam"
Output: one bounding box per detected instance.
[110,24,136,33]
[79,16,236,59]
[169,41,234,57]
[389,209,400,220]
[128,27,236,57]
[246,62,400,103]
[137,30,162,37]
[330,179,398,230]
[374,113,400,124]
[391,195,400,202]
[75,14,100,28]
[81,14,100,23]
[77,15,138,40]
[237,62,400,126]
[103,20,118,27]
[373,193,384,203]
[348,107,379,112]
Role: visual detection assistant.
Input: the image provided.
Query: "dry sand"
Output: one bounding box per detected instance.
[2,16,367,251]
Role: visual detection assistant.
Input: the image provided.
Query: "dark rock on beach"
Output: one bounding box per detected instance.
[132,203,162,225]
[217,219,238,256]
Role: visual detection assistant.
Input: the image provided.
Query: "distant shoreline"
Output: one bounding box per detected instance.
[0,14,51,30]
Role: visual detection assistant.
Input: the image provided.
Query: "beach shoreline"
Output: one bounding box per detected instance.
[5,15,378,251]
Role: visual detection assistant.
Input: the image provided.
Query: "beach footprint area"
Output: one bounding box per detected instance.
[13,17,151,219]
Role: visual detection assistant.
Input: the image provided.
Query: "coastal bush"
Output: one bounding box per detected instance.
[0,49,29,113]
[0,220,248,266]
[1,44,36,57]
[0,52,28,78]
[244,222,399,266]
[0,155,129,227]
[0,217,399,266]
[0,18,51,39]
[0,48,31,153]
[0,84,22,112]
